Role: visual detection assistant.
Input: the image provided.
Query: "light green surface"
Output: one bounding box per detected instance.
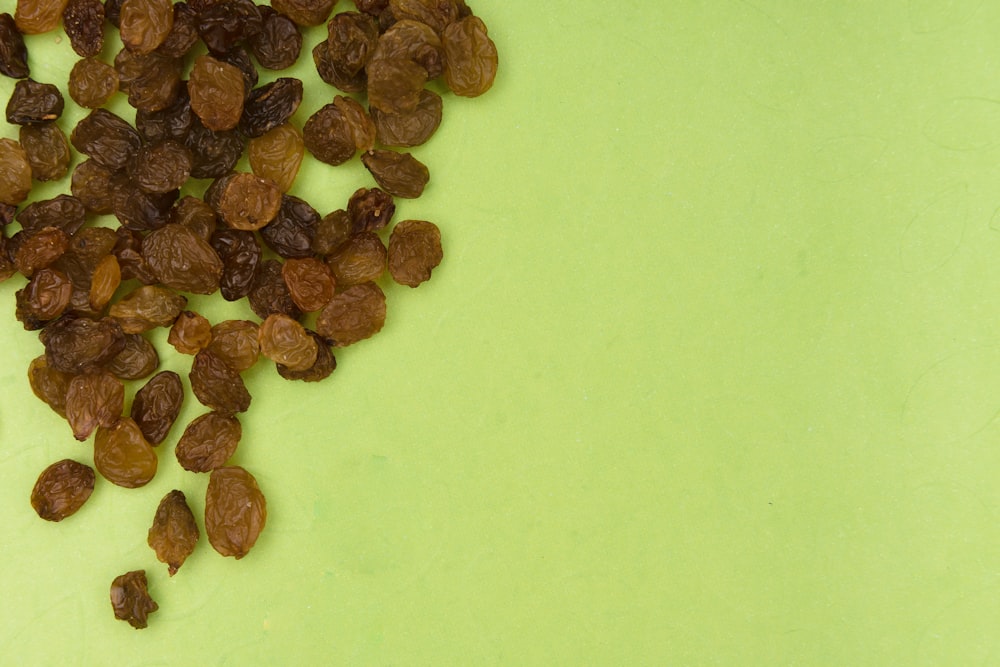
[2,1,1000,664]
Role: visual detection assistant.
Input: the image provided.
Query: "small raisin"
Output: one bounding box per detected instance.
[31,459,95,522]
[110,570,158,629]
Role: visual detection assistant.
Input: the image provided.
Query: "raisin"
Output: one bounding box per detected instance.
[106,332,160,380]
[210,228,261,301]
[28,355,73,417]
[62,0,104,58]
[205,319,260,372]
[313,40,365,93]
[6,78,64,125]
[302,95,375,166]
[326,231,386,286]
[189,54,246,131]
[370,89,442,147]
[113,227,159,284]
[88,254,121,312]
[68,58,119,109]
[217,172,282,231]
[131,370,184,444]
[15,267,72,329]
[258,313,317,371]
[355,0,389,15]
[129,140,193,195]
[135,89,193,144]
[387,219,442,287]
[320,12,379,91]
[94,417,157,488]
[442,15,497,97]
[109,285,187,333]
[312,209,352,256]
[248,123,304,193]
[239,78,303,139]
[110,570,158,629]
[0,13,29,79]
[111,182,179,232]
[71,109,141,171]
[119,0,174,55]
[155,2,199,58]
[247,258,301,320]
[190,349,251,414]
[205,466,266,559]
[347,187,395,233]
[282,258,335,312]
[365,57,427,115]
[361,149,429,199]
[249,9,302,71]
[276,331,336,382]
[373,19,444,79]
[15,0,70,35]
[315,281,386,346]
[197,0,263,55]
[41,315,127,373]
[17,195,87,236]
[171,196,218,242]
[175,411,242,473]
[271,0,335,27]
[142,223,223,294]
[14,226,70,277]
[185,121,245,179]
[54,226,118,288]
[65,370,124,441]
[168,310,213,355]
[19,123,71,182]
[259,194,319,259]
[0,138,32,205]
[147,490,199,576]
[219,46,258,97]
[114,49,184,113]
[31,459,95,521]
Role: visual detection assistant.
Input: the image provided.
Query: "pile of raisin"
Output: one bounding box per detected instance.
[2,0,497,629]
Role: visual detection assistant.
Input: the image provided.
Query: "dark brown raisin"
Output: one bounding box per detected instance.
[326,231,386,286]
[196,0,263,55]
[6,78,64,125]
[205,466,266,559]
[113,227,159,284]
[370,88,442,147]
[71,109,141,170]
[17,195,86,235]
[110,570,158,629]
[247,258,301,320]
[175,411,242,472]
[135,88,194,144]
[189,349,252,414]
[68,57,119,109]
[111,182,179,232]
[239,78,303,139]
[347,187,395,233]
[148,490,199,575]
[315,281,386,346]
[302,95,375,166]
[114,49,184,112]
[131,371,184,444]
[249,8,302,70]
[361,148,429,198]
[271,0,335,27]
[313,40,365,93]
[210,228,261,301]
[155,1,199,58]
[171,196,218,242]
[312,209,352,256]
[185,121,245,179]
[219,45,258,98]
[276,331,336,382]
[106,332,160,380]
[141,223,223,295]
[14,226,70,277]
[31,459,95,522]
[94,417,158,488]
[259,194,318,259]
[62,0,104,58]
[0,13,29,79]
[130,140,193,194]
[15,267,72,328]
[19,123,71,181]
[320,12,379,91]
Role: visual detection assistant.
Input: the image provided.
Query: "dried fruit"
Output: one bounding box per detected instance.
[247,258,301,320]
[62,0,105,58]
[31,459,95,521]
[71,109,141,171]
[258,313,317,371]
[249,9,302,70]
[211,229,261,301]
[94,417,158,488]
[19,123,71,182]
[276,331,336,382]
[88,254,121,311]
[189,349,251,414]
[370,89,442,147]
[68,58,119,109]
[315,281,386,346]
[40,315,126,374]
[175,411,242,472]
[131,140,193,194]
[65,370,124,441]
[347,187,395,233]
[0,137,33,205]
[106,332,160,380]
[361,149,429,198]
[15,0,70,35]
[282,258,335,312]
[110,570,158,629]
[6,78,64,125]
[248,123,304,193]
[109,285,187,333]
[326,231,386,286]
[303,95,375,166]
[0,13,30,79]
[119,0,174,55]
[17,195,86,235]
[168,310,213,354]
[205,466,266,559]
[70,159,116,214]
[14,226,70,278]
[16,267,73,329]
[189,55,246,132]
[142,224,223,294]
[442,15,498,97]
[205,319,260,372]
[28,355,73,417]
[259,194,319,259]
[271,0,335,27]
[217,172,282,231]
[147,490,199,575]
[388,219,442,287]
[130,371,184,444]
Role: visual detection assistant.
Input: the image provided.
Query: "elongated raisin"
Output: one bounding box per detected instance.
[0,138,33,205]
[18,195,86,235]
[361,148,429,199]
[31,459,95,522]
[248,123,304,193]
[210,228,261,301]
[442,15,498,97]
[71,109,141,170]
[131,370,184,444]
[28,355,74,417]
[142,224,223,294]
[190,349,252,414]
[109,285,187,333]
[259,194,318,259]
[89,254,121,311]
[41,315,126,374]
[175,411,242,473]
[0,13,29,79]
[189,55,246,131]
[387,219,442,287]
[205,466,266,559]
[62,0,104,58]
[110,570,158,629]
[148,490,199,575]
[19,123,71,182]
[65,370,124,441]
[239,78,303,139]
[94,417,157,488]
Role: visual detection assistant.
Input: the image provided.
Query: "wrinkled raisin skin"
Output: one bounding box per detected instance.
[148,490,199,576]
[205,465,267,559]
[110,570,158,629]
[30,459,95,522]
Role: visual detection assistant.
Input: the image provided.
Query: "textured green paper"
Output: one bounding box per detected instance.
[2,1,1000,664]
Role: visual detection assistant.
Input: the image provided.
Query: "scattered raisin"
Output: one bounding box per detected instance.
[130,140,193,194]
[370,89,442,147]
[248,123,304,193]
[189,54,246,131]
[210,228,261,302]
[62,0,105,58]
[276,331,336,382]
[283,258,335,312]
[205,319,260,372]
[147,490,199,576]
[249,9,302,71]
[142,224,223,294]
[71,109,142,171]
[19,123,71,182]
[271,0,336,27]
[16,267,72,329]
[0,138,32,205]
[258,313,318,371]
[361,148,429,199]
[259,194,319,259]
[94,417,158,488]
[168,310,213,355]
[119,0,174,55]
[217,172,282,231]
[315,281,386,346]
[27,355,73,417]
[110,570,158,629]
[15,0,70,35]
[40,315,127,374]
[175,411,242,473]
[205,466,267,559]
[31,459,95,522]
[189,349,252,414]
[106,332,160,380]
[0,13,30,79]
[303,95,375,166]
[68,58,119,109]
[65,370,124,441]
[387,219,443,287]
[6,78,65,125]
[108,285,187,333]
[347,187,395,233]
[131,370,184,444]
[442,15,498,97]
[326,231,386,286]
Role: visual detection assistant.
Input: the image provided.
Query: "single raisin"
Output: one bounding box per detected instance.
[111,182,179,232]
[276,331,336,382]
[205,319,260,372]
[271,0,335,27]
[106,332,160,380]
[68,58,119,109]
[189,54,246,131]
[312,209,352,256]
[65,370,124,441]
[315,281,386,346]
[326,231,386,286]
[88,254,121,311]
[320,12,379,91]
[248,123,304,193]
[210,228,261,301]
[31,459,95,521]
[168,310,213,355]
[370,89,442,147]
[130,140,193,194]
[361,148,429,199]
[442,15,498,97]
[302,95,375,166]
[71,109,141,171]
[41,315,127,374]
[142,223,223,294]
[19,123,71,182]
[258,313,318,371]
[28,355,74,417]
[15,267,72,329]
[110,570,158,629]
[113,227,159,284]
[147,490,199,575]
[248,258,301,320]
[249,9,302,70]
[114,49,184,113]
[238,78,303,139]
[373,18,444,79]
[0,13,29,79]
[259,194,319,259]
[185,121,245,179]
[365,57,427,115]
[14,226,70,277]
[283,258,335,312]
[217,172,282,231]
[155,2,199,58]
[175,411,242,473]
[109,285,187,333]
[6,78,64,124]
[131,370,184,444]
[135,89,194,144]
[119,0,174,55]
[17,195,87,235]
[196,0,263,55]
[0,138,32,205]
[205,466,267,559]
[62,0,104,58]
[94,417,158,488]
[347,187,395,233]
[15,0,70,35]
[189,349,252,414]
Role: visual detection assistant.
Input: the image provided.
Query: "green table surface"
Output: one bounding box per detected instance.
[3,1,1000,664]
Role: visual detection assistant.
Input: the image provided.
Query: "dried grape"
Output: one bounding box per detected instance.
[282,258,335,312]
[387,219,442,287]
[248,123,304,193]
[315,281,386,346]
[19,123,71,182]
[361,148,429,199]
[0,13,29,79]
[148,490,199,575]
[119,0,174,55]
[94,417,158,488]
[258,313,317,371]
[168,310,213,355]
[6,78,64,125]
[142,224,223,294]
[175,411,242,472]
[326,231,386,286]
[0,138,32,205]
[189,55,246,132]
[110,570,158,629]
[189,349,252,414]
[65,370,124,441]
[68,58,119,109]
[205,319,260,372]
[131,370,184,444]
[205,465,266,559]
[31,459,95,522]
[15,0,70,35]
[62,0,105,58]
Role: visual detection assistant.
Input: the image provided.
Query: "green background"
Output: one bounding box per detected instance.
[2,0,1000,664]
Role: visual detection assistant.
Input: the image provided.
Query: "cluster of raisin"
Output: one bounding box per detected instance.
[2,0,497,630]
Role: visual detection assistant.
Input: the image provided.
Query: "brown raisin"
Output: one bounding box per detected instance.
[373,18,444,79]
[88,254,121,311]
[276,331,336,382]
[67,57,118,109]
[6,78,64,124]
[136,88,193,144]
[361,148,429,199]
[40,315,126,374]
[190,349,252,414]
[271,0,335,27]
[62,0,104,58]
[239,78,303,139]
[370,89,442,147]
[94,417,158,488]
[0,13,29,79]
[258,313,317,371]
[387,219,442,287]
[247,258,302,320]
[185,121,245,179]
[312,209,352,256]
[15,267,72,329]
[110,570,158,629]
[442,15,497,97]
[302,95,375,166]
[248,123,304,193]
[168,310,213,355]
[147,490,199,576]
[205,466,266,559]
[175,411,242,473]
[142,224,223,294]
[119,0,174,54]
[65,370,124,441]
[217,172,282,231]
[17,195,86,235]
[106,332,160,380]
[28,355,73,417]
[196,0,263,56]
[113,227,158,284]
[189,54,246,131]
[31,459,95,521]
[19,122,71,182]
[171,196,218,242]
[14,226,70,278]
[131,370,184,444]
[15,0,70,35]
[71,109,141,171]
[347,187,395,233]
[326,231,386,286]
[114,49,184,113]
[259,194,319,259]
[283,257,335,312]
[0,137,32,205]
[109,285,187,333]
[315,281,386,346]
[210,228,261,301]
[130,140,193,194]
[249,8,302,71]
[205,319,260,372]
[155,2,199,58]
[111,182,179,232]
[320,11,379,91]
[365,57,427,115]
